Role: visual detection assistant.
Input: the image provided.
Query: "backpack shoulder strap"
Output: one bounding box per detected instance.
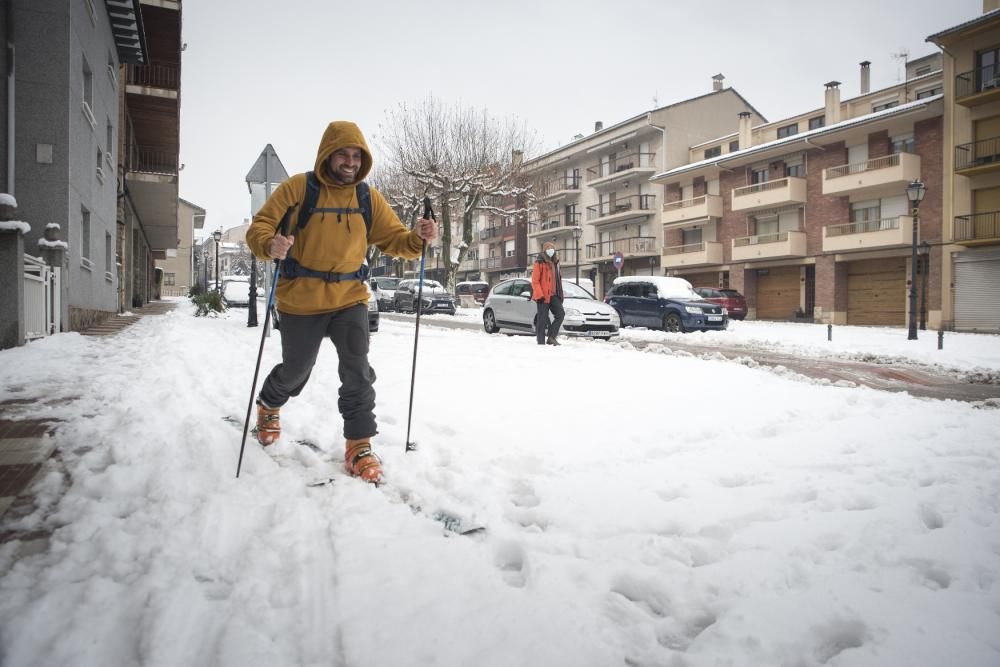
[296,171,322,232]
[355,181,373,238]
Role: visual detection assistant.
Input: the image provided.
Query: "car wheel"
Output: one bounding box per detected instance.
[663,312,684,333]
[483,309,499,334]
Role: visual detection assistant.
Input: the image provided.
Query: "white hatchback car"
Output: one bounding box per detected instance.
[482,278,620,339]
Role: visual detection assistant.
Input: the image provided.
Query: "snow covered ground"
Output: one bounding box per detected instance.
[0,299,999,667]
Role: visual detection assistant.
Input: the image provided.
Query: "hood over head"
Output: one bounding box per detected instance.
[314,121,373,186]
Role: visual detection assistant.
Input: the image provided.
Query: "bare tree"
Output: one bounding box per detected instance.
[375,97,538,289]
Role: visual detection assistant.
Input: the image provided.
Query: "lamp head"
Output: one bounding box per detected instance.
[906,180,927,206]
[213,229,222,242]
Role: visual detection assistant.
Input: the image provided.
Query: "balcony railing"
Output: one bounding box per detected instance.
[126,63,180,90]
[663,242,709,255]
[586,195,656,222]
[822,216,915,252]
[822,152,920,197]
[459,257,480,271]
[956,65,1000,102]
[586,152,657,182]
[481,256,502,270]
[585,236,657,259]
[661,241,724,268]
[826,153,904,179]
[731,230,807,261]
[528,212,581,235]
[662,194,723,225]
[126,145,178,175]
[955,211,1000,243]
[731,177,807,212]
[956,136,1000,172]
[541,176,581,197]
[825,217,901,237]
[479,226,506,241]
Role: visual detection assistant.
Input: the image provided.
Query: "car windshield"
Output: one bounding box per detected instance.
[562,281,596,300]
[375,278,399,289]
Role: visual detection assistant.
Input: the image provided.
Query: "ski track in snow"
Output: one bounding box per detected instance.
[0,304,998,666]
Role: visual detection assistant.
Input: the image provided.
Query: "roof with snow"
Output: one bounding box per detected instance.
[927,8,1000,43]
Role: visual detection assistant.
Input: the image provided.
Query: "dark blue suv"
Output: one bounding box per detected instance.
[604,276,728,332]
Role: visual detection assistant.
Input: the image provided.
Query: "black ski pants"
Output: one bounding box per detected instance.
[535,296,565,344]
[259,303,376,440]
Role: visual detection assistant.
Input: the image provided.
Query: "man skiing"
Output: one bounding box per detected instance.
[246,120,437,484]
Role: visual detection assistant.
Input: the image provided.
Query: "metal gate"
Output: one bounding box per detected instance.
[23,253,61,342]
[953,247,1000,332]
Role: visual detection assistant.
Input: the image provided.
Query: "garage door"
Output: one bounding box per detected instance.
[756,267,801,320]
[954,247,1000,332]
[847,258,905,326]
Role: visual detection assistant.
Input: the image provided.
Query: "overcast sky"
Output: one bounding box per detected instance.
[179,0,980,238]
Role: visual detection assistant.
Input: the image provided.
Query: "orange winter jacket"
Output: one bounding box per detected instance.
[246,121,425,316]
[531,258,561,303]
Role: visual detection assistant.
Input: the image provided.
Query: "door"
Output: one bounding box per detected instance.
[974,116,1000,165]
[756,267,801,320]
[848,143,869,168]
[954,247,1000,332]
[847,258,906,326]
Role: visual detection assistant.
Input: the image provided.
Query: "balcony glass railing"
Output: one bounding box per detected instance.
[585,195,656,221]
[956,64,1000,99]
[825,217,902,237]
[825,153,906,179]
[586,152,656,181]
[585,236,657,258]
[956,136,1000,171]
[126,63,180,90]
[955,210,1000,242]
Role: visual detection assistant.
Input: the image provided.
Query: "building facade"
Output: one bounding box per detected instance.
[156,197,203,296]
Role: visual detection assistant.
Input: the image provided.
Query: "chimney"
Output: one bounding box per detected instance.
[824,81,842,125]
[738,112,752,150]
[594,121,603,132]
[712,73,725,92]
[860,61,871,95]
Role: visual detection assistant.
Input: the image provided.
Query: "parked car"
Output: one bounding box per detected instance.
[367,285,379,332]
[370,276,400,311]
[393,279,456,315]
[455,280,489,306]
[693,287,748,321]
[221,277,261,307]
[482,278,620,338]
[605,276,728,332]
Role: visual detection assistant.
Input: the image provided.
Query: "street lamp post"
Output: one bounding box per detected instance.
[919,240,930,331]
[905,180,927,340]
[213,228,222,293]
[573,226,582,285]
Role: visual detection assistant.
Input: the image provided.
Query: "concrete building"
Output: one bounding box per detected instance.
[928,2,1000,332]
[651,62,944,327]
[520,83,766,297]
[156,197,204,297]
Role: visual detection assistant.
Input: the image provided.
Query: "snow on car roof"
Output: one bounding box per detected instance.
[612,275,695,298]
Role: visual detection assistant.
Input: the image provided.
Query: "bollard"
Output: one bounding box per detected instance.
[827,324,832,342]
[938,329,943,350]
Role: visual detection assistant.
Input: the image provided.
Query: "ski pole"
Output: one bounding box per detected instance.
[404,197,433,453]
[237,208,292,478]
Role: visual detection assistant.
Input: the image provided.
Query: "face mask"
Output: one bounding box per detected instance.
[545,248,555,258]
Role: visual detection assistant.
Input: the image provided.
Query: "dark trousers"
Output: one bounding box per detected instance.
[535,297,565,344]
[259,304,376,440]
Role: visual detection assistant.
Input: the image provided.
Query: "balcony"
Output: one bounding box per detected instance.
[540,175,581,201]
[528,212,582,237]
[731,177,807,213]
[459,257,480,272]
[956,137,1000,176]
[480,256,523,271]
[585,236,657,260]
[479,226,509,242]
[125,145,178,176]
[126,63,180,97]
[731,230,807,262]
[662,195,723,226]
[822,152,920,198]
[586,152,657,189]
[956,66,1000,107]
[661,242,724,269]
[586,194,656,225]
[955,211,1000,245]
[822,216,916,253]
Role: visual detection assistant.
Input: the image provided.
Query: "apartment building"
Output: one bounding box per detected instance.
[928,3,1000,332]
[519,83,765,297]
[118,0,182,311]
[651,60,944,327]
[155,197,203,297]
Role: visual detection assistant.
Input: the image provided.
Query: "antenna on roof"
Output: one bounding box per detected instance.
[891,48,909,82]
[652,90,659,108]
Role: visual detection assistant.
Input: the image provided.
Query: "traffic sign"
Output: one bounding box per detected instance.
[613,252,624,269]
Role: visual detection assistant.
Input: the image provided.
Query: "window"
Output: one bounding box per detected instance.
[493,281,513,296]
[977,48,1000,91]
[81,207,92,265]
[96,148,104,182]
[890,134,915,154]
[786,158,804,178]
[106,119,114,164]
[164,273,176,286]
[703,146,721,159]
[82,56,95,126]
[872,100,899,112]
[850,200,880,224]
[916,87,942,99]
[105,232,113,274]
[750,167,768,184]
[107,51,117,86]
[777,123,799,139]
[808,116,825,130]
[729,140,740,153]
[504,239,515,257]
[682,228,703,246]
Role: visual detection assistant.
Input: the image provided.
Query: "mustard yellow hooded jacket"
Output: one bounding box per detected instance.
[246,121,425,315]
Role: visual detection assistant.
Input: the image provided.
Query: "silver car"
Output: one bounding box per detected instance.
[482,279,620,338]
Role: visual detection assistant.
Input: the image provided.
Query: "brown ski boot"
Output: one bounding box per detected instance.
[255,400,281,446]
[345,438,383,484]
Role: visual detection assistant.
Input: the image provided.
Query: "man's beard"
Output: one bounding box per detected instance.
[330,166,358,185]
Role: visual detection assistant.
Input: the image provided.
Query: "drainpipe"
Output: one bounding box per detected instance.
[646,112,667,172]
[5,1,14,196]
